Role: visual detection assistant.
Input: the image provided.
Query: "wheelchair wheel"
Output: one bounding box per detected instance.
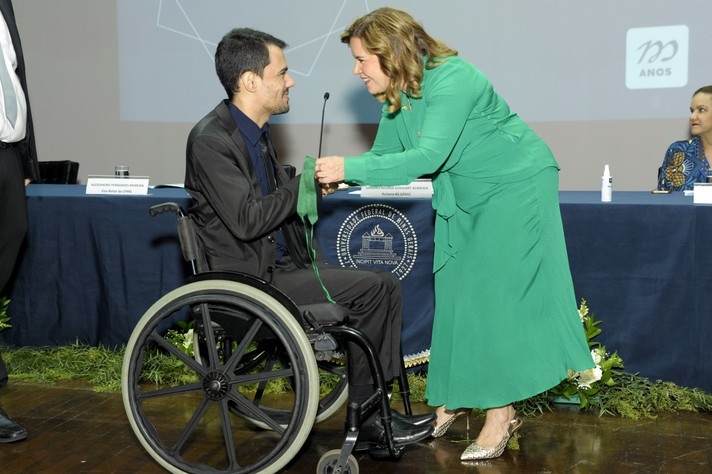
[314,359,348,423]
[316,449,359,474]
[122,279,319,474]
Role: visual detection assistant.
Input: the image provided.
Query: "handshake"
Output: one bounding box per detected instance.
[314,156,345,196]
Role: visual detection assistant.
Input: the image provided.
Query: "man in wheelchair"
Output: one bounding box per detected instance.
[183,27,434,450]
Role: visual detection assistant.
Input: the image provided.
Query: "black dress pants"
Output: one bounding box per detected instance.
[271,260,403,390]
[0,147,27,386]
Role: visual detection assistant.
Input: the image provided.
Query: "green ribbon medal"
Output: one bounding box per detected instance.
[297,155,335,303]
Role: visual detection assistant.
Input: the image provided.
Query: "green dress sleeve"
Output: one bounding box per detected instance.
[344,58,486,186]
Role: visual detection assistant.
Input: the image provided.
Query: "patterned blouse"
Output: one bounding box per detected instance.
[657,136,711,191]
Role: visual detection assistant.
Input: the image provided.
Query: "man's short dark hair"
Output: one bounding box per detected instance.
[215,28,287,99]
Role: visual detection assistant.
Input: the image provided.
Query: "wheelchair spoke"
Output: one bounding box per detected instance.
[218,399,241,471]
[148,328,208,376]
[232,368,294,387]
[227,389,286,434]
[170,395,213,456]
[135,382,203,401]
[223,316,263,373]
[232,348,270,374]
[318,360,346,376]
[251,353,278,407]
[195,302,220,369]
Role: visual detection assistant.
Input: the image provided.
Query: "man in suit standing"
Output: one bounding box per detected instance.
[0,0,39,443]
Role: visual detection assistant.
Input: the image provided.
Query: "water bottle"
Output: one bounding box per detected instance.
[601,165,612,202]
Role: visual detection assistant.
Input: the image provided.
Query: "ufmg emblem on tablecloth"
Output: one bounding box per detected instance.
[335,204,418,280]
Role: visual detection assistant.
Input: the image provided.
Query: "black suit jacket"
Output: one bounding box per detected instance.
[0,0,38,180]
[184,100,315,280]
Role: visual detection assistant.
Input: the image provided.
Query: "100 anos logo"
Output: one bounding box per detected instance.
[626,25,688,89]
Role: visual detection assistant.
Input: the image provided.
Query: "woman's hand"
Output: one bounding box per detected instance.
[315,156,345,184]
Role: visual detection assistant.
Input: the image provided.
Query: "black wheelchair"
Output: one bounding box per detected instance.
[121,202,420,473]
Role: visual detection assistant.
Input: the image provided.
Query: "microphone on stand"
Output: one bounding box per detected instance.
[318,92,330,158]
[317,92,335,192]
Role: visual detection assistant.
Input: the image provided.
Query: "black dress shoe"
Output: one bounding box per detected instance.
[356,411,433,449]
[0,406,27,443]
[391,409,436,427]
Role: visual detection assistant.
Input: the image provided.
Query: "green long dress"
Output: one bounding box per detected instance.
[343,56,594,409]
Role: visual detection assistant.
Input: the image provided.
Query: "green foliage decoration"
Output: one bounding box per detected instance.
[0,296,11,332]
[2,299,710,419]
[514,299,712,419]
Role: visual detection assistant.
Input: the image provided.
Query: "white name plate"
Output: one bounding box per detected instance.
[86,176,150,195]
[361,179,433,199]
[693,183,712,204]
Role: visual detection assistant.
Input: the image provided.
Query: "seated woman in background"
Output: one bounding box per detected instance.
[657,85,712,191]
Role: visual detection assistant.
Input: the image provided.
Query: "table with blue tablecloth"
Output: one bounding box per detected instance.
[3,186,710,392]
[558,191,711,393]
[3,184,192,348]
[316,189,712,391]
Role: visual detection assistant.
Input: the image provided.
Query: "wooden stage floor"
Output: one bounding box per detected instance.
[0,381,710,473]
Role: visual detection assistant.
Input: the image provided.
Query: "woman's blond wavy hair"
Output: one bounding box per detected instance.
[341,7,457,113]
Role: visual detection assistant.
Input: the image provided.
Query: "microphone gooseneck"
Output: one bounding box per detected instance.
[318,92,330,158]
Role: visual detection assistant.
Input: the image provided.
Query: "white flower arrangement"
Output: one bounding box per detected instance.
[551,299,624,408]
[166,322,195,355]
[571,358,603,390]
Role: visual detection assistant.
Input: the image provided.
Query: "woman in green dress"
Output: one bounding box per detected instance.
[315,7,594,461]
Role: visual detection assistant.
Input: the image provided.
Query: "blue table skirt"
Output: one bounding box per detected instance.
[4,185,192,349]
[314,190,435,366]
[3,186,710,392]
[316,190,712,390]
[559,191,712,393]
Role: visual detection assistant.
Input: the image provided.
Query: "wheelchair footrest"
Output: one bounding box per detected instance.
[342,428,405,459]
[352,441,405,459]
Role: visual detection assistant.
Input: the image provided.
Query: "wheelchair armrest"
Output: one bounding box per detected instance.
[301,303,349,362]
[301,303,349,327]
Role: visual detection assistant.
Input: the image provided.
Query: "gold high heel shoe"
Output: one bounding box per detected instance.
[431,408,470,438]
[460,414,522,461]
